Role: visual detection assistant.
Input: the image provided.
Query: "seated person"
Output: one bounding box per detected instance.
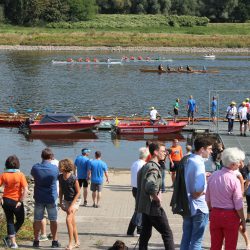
[178,66,183,71]
[167,65,171,71]
[186,65,192,71]
[158,64,164,71]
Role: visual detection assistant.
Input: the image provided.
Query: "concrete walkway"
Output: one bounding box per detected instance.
[13,171,247,250]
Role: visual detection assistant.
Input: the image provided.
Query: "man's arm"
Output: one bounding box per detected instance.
[104,171,109,184]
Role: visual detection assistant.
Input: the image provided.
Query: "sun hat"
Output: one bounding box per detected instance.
[230,101,236,105]
[151,107,155,110]
[246,98,249,101]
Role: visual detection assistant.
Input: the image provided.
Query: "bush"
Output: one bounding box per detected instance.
[167,15,209,27]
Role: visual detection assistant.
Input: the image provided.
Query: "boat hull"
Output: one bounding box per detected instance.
[140,69,219,73]
[114,121,187,134]
[30,120,100,134]
[52,60,122,65]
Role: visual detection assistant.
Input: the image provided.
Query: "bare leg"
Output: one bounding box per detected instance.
[41,218,47,236]
[92,191,97,205]
[33,220,42,241]
[66,212,74,248]
[96,192,102,206]
[83,187,88,203]
[50,221,58,241]
[171,172,176,186]
[239,225,250,248]
[72,211,79,245]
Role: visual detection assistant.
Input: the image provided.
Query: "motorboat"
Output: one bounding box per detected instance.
[28,113,100,134]
[112,120,187,135]
[203,54,216,59]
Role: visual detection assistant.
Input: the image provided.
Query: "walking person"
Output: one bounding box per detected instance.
[87,151,109,208]
[187,95,197,125]
[180,136,213,250]
[226,101,237,134]
[136,142,175,250]
[31,148,61,248]
[74,148,91,206]
[211,96,217,125]
[127,147,149,236]
[59,159,81,250]
[206,147,246,250]
[238,101,248,136]
[0,155,28,249]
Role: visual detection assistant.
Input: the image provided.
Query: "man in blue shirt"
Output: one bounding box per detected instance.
[31,148,60,248]
[87,151,109,208]
[187,95,197,125]
[211,96,217,125]
[74,148,91,206]
[180,137,213,250]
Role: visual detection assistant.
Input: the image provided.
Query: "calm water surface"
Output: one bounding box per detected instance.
[0,51,249,174]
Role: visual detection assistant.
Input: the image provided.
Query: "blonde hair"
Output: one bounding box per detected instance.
[59,158,74,173]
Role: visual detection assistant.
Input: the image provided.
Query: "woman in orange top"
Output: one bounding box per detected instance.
[0,155,28,248]
[169,139,183,186]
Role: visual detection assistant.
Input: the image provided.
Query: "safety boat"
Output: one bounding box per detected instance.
[112,120,187,135]
[27,113,100,134]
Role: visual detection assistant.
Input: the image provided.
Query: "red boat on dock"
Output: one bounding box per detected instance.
[29,113,100,134]
[113,120,187,135]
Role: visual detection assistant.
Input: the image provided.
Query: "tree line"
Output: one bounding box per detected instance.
[0,0,249,25]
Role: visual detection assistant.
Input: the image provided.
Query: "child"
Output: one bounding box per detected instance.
[59,159,81,250]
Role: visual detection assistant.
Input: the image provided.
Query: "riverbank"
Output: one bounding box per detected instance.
[0,45,249,53]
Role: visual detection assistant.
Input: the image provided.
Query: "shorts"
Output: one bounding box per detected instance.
[90,183,103,192]
[247,113,250,121]
[169,161,180,172]
[187,110,194,118]
[240,120,247,125]
[174,108,178,115]
[78,179,88,188]
[211,111,216,118]
[61,199,81,211]
[34,203,58,221]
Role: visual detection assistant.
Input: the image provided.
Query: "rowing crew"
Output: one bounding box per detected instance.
[66,57,111,63]
[158,64,206,72]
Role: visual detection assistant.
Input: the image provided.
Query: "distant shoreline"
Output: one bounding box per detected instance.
[0,45,249,54]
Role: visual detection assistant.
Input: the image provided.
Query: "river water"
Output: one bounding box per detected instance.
[0,50,249,174]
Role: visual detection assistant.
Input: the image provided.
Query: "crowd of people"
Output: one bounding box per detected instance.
[128,138,250,250]
[0,148,109,249]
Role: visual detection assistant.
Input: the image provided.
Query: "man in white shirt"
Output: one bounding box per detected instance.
[150,107,159,125]
[127,147,149,236]
[239,101,248,136]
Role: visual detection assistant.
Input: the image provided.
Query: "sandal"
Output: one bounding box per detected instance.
[65,245,73,250]
[74,242,80,248]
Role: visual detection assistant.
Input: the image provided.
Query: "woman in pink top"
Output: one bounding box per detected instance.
[206,147,246,250]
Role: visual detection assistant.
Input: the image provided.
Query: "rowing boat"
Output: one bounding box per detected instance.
[203,55,216,59]
[140,69,219,73]
[52,60,122,65]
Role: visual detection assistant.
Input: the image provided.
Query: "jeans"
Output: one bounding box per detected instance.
[180,210,209,250]
[34,202,58,221]
[2,197,25,237]
[127,188,142,235]
[139,209,174,250]
[161,169,166,191]
[228,118,234,132]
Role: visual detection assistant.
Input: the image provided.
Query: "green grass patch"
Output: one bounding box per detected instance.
[0,215,33,246]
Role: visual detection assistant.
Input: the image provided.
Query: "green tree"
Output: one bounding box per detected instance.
[171,0,200,15]
[159,0,171,14]
[147,0,161,13]
[230,0,250,21]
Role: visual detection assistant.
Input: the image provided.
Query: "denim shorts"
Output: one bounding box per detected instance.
[34,203,58,221]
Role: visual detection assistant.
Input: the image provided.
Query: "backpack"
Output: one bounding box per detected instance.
[170,154,191,217]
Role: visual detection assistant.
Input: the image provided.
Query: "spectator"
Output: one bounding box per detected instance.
[185,145,192,156]
[74,148,91,206]
[87,151,109,208]
[244,162,250,224]
[211,96,217,125]
[59,159,81,250]
[0,155,28,249]
[206,147,246,250]
[136,142,175,250]
[31,148,60,248]
[226,101,237,135]
[180,136,213,250]
[187,95,197,125]
[127,147,149,236]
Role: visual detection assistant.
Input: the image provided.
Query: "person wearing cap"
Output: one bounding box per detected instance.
[226,101,237,134]
[238,101,248,136]
[149,107,159,125]
[87,151,109,208]
[74,148,91,206]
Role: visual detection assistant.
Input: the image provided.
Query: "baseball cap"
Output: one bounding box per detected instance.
[82,148,91,154]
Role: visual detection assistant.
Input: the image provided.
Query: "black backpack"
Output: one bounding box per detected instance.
[170,154,191,217]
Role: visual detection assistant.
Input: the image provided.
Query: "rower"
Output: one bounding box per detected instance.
[203,65,206,71]
[178,65,183,71]
[167,65,171,71]
[186,65,192,71]
[158,64,164,71]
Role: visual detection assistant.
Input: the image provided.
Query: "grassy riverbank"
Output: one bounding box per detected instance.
[0,19,249,48]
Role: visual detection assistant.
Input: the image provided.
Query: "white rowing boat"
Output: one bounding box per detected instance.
[52,60,123,65]
[203,55,216,59]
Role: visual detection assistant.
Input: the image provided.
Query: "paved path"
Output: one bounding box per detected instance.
[11,171,247,250]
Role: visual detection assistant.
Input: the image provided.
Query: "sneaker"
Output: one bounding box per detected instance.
[3,236,10,247]
[83,200,87,206]
[244,133,247,137]
[33,240,40,248]
[52,240,61,248]
[47,233,53,240]
[10,243,18,249]
[240,133,243,136]
[39,234,49,241]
